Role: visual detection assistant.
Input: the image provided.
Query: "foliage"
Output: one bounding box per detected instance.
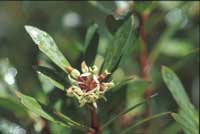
[162,66,199,134]
[0,1,199,134]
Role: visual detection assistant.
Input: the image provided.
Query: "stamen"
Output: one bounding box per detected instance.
[66,61,114,106]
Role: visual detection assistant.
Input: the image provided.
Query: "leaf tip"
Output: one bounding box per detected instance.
[161,65,168,75]
[24,25,40,38]
[24,25,33,32]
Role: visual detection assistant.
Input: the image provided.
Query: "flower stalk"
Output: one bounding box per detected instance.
[88,104,101,134]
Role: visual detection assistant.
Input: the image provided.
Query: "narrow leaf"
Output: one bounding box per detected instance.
[34,66,68,90]
[16,92,88,130]
[161,66,199,134]
[102,16,134,73]
[119,112,171,134]
[120,29,139,64]
[0,96,28,118]
[25,25,71,73]
[16,92,70,127]
[161,66,198,118]
[55,112,89,130]
[84,23,99,65]
[17,92,55,122]
[171,113,194,134]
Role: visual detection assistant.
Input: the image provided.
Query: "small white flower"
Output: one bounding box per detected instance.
[66,61,114,106]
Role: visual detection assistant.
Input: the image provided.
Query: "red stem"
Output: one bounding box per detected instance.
[139,13,149,80]
[138,12,153,133]
[88,105,101,134]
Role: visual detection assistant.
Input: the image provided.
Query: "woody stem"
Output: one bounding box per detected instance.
[138,11,153,134]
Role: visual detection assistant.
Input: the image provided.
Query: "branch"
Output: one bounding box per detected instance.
[138,10,153,134]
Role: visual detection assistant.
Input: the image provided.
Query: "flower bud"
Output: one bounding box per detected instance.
[66,66,73,73]
[81,61,89,73]
[92,65,98,73]
[66,87,74,96]
[98,70,110,81]
[70,69,80,79]
[103,81,114,89]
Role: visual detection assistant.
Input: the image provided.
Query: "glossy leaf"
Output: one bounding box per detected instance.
[25,26,71,73]
[0,96,28,118]
[171,113,194,134]
[162,66,199,134]
[102,16,135,73]
[161,66,198,116]
[120,29,139,64]
[16,92,70,127]
[84,23,99,65]
[17,92,56,122]
[16,92,88,130]
[34,66,68,91]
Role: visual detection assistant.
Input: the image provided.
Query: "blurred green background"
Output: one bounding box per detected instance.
[0,1,199,134]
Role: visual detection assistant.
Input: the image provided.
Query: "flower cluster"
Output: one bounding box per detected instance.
[66,61,114,106]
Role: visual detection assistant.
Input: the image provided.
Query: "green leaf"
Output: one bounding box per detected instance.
[102,93,158,129]
[16,92,69,127]
[161,66,199,134]
[106,15,127,34]
[84,23,99,65]
[113,76,149,92]
[55,112,89,130]
[161,66,198,116]
[171,113,195,134]
[119,112,171,134]
[0,96,28,118]
[25,25,71,73]
[102,16,136,73]
[162,66,193,110]
[17,92,56,122]
[34,66,68,91]
[120,30,138,65]
[16,92,88,130]
[160,40,194,57]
